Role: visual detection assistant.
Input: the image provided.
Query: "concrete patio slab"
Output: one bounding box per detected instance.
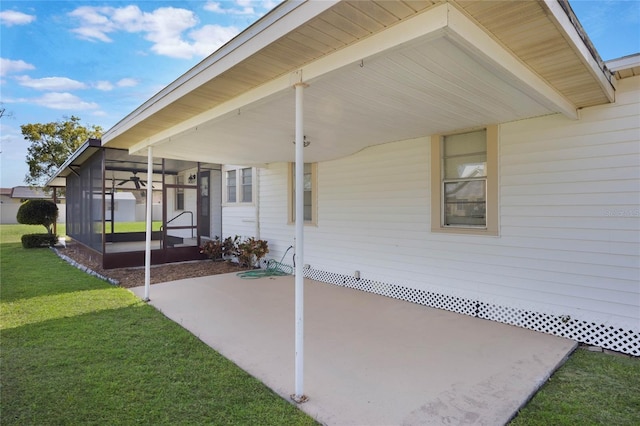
[130,274,576,425]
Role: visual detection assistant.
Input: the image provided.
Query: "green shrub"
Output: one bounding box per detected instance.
[16,200,58,235]
[21,233,58,248]
[237,237,269,268]
[200,237,224,260]
[200,235,240,261]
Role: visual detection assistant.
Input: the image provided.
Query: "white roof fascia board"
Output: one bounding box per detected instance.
[130,4,451,154]
[446,4,578,120]
[128,71,295,155]
[103,0,339,145]
[542,0,615,100]
[607,54,640,72]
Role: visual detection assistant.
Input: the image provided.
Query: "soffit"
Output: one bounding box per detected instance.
[104,0,441,150]
[455,0,611,107]
[607,54,640,80]
[103,0,613,156]
[143,34,556,165]
[613,66,640,80]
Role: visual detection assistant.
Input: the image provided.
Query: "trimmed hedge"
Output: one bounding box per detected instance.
[16,200,58,234]
[21,233,58,249]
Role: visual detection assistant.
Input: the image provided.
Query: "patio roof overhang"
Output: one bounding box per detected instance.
[101,0,615,166]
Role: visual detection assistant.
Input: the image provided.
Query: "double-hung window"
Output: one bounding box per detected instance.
[225,167,254,204]
[289,162,317,225]
[431,126,498,235]
[241,168,252,202]
[226,170,237,203]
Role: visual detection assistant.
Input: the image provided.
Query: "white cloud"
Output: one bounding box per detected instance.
[68,4,241,59]
[0,10,36,26]
[204,1,274,16]
[141,7,201,59]
[33,92,99,110]
[117,78,139,88]
[189,24,240,57]
[68,6,115,41]
[72,25,113,43]
[204,2,224,13]
[16,75,87,91]
[0,58,35,76]
[94,78,138,91]
[95,81,114,91]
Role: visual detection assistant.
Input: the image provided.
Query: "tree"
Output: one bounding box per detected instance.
[17,200,59,235]
[22,116,102,186]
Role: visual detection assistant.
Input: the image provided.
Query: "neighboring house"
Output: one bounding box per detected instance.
[0,188,16,224]
[0,186,65,224]
[50,0,639,356]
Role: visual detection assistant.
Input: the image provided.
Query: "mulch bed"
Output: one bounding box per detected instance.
[56,241,248,288]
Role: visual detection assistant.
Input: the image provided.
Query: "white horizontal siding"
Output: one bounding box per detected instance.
[221,204,257,240]
[497,75,640,328]
[255,76,640,335]
[256,163,296,265]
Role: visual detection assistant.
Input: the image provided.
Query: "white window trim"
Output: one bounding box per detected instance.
[222,166,256,206]
[431,125,499,236]
[240,167,253,203]
[288,162,318,226]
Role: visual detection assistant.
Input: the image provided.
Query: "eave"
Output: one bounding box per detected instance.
[101,0,615,166]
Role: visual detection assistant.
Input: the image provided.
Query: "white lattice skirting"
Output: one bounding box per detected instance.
[303,268,639,357]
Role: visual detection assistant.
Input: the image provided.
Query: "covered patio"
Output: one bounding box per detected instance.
[130,274,576,425]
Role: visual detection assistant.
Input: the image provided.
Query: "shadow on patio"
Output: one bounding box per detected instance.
[130,274,576,425]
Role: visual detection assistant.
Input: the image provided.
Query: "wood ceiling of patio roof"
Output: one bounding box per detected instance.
[104,0,613,151]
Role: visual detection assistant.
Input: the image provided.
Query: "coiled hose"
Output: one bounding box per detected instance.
[236,245,294,279]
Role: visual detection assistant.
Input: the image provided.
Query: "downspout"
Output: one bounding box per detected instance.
[291,80,308,403]
[143,146,153,302]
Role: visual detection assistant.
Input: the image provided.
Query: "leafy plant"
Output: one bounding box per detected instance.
[200,237,224,260]
[21,233,58,248]
[237,237,269,268]
[200,235,241,261]
[222,235,240,259]
[17,199,58,235]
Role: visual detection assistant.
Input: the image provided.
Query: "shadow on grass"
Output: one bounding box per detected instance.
[1,303,318,426]
[0,243,114,303]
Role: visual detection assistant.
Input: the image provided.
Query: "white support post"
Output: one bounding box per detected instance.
[143,146,153,302]
[292,82,308,403]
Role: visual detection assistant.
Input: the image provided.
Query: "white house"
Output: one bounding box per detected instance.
[1,186,66,225]
[68,0,639,359]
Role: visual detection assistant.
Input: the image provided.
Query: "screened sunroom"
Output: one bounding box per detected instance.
[48,139,222,269]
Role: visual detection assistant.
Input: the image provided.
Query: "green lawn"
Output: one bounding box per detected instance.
[0,224,317,425]
[510,348,640,425]
[105,220,162,233]
[1,224,638,425]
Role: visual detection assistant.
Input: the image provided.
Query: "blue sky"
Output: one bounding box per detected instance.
[1,0,639,188]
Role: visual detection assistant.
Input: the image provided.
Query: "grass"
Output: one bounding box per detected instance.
[1,224,638,425]
[510,348,640,425]
[0,224,318,425]
[9,221,162,237]
[105,220,162,233]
